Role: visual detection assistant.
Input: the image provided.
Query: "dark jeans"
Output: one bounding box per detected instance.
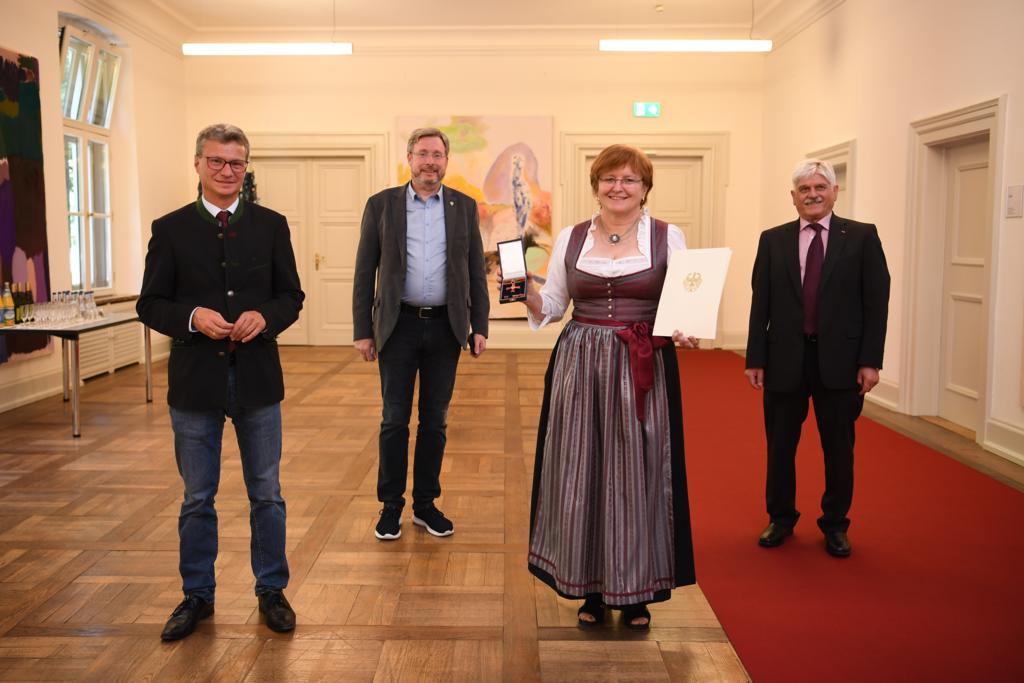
[377,308,461,512]
[763,338,863,533]
[168,366,288,602]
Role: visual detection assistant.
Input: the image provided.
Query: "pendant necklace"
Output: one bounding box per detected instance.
[602,216,640,246]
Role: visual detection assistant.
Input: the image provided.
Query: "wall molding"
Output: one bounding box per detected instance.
[754,0,846,48]
[900,97,1004,424]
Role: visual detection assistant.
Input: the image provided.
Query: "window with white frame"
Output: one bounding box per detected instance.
[59,25,120,291]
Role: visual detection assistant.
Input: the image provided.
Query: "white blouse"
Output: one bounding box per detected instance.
[529,209,687,329]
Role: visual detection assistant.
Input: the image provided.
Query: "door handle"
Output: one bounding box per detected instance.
[315,253,325,270]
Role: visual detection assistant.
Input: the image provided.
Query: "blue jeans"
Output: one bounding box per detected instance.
[169,367,288,602]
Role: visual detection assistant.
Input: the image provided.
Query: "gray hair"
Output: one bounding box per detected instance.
[792,158,836,187]
[195,123,250,159]
[406,127,450,155]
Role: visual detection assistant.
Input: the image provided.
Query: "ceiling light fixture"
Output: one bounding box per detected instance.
[599,39,771,53]
[182,42,352,56]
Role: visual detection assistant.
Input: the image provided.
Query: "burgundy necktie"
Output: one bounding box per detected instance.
[802,223,824,335]
[217,210,237,353]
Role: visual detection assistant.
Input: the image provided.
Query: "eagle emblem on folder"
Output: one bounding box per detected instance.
[684,272,703,292]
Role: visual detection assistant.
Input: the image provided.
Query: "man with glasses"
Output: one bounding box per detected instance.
[138,123,304,640]
[353,127,489,541]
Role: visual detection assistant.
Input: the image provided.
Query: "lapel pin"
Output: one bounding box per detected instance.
[449,200,455,206]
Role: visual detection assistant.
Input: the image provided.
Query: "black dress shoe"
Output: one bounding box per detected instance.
[758,522,793,547]
[161,595,213,641]
[824,530,852,557]
[258,590,296,633]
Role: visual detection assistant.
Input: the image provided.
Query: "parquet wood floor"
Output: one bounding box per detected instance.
[0,348,749,682]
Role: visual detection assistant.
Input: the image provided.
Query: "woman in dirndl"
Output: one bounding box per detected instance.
[520,144,697,629]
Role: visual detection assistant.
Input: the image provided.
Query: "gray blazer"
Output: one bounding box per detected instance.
[352,183,490,351]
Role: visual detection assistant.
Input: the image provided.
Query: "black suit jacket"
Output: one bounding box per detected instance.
[745,214,890,392]
[352,183,489,351]
[137,199,304,410]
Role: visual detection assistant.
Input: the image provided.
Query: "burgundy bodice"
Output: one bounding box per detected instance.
[566,217,669,323]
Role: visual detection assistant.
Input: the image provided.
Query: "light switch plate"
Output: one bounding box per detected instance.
[1008,185,1024,218]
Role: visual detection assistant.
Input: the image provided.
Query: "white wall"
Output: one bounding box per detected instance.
[0,0,187,410]
[181,45,765,346]
[760,0,1024,462]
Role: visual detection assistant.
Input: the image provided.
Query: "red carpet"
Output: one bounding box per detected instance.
[679,350,1024,683]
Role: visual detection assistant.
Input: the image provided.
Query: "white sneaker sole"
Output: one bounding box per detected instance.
[412,515,454,537]
[374,524,401,541]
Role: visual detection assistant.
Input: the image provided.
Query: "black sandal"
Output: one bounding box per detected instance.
[577,596,605,628]
[622,604,651,631]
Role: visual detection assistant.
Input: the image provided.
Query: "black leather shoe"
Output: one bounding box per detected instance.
[258,590,296,633]
[824,531,851,557]
[758,522,793,547]
[160,595,213,641]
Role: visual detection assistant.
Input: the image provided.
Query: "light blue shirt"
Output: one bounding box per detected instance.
[403,183,448,306]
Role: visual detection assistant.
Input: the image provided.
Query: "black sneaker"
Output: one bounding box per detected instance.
[375,506,402,540]
[412,506,454,537]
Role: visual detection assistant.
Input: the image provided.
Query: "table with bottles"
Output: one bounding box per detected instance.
[0,290,153,438]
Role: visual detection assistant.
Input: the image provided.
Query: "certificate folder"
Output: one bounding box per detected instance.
[653,247,732,339]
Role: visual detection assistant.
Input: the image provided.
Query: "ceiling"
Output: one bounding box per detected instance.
[149,0,768,31]
[72,0,842,53]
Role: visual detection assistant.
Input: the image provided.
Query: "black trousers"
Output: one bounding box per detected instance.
[763,338,863,533]
[377,308,461,512]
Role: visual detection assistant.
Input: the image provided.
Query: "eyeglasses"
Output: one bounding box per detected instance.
[204,156,248,173]
[412,151,447,161]
[598,176,644,187]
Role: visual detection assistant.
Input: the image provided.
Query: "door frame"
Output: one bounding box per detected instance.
[901,97,1005,448]
[248,132,388,344]
[560,131,730,345]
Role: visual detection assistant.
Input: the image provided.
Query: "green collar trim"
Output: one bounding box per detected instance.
[194,197,246,226]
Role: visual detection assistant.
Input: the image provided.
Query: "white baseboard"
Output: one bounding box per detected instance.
[983,418,1024,467]
[719,330,747,350]
[867,377,900,410]
[0,365,68,413]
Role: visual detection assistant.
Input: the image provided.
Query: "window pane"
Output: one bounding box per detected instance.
[88,140,108,214]
[64,135,81,212]
[90,216,112,289]
[61,36,91,120]
[88,50,120,128]
[69,215,85,290]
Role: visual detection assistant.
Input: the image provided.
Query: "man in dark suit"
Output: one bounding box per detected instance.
[138,124,304,640]
[745,159,890,558]
[353,127,489,541]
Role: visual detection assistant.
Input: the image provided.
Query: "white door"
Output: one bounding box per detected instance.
[937,137,991,432]
[308,159,368,345]
[250,154,370,345]
[250,158,309,345]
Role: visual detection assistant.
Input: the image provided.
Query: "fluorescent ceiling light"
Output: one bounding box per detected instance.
[599,39,772,53]
[182,42,353,56]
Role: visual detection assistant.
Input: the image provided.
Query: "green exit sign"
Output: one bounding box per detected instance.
[633,102,661,117]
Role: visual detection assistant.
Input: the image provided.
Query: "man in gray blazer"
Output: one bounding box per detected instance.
[353,127,489,541]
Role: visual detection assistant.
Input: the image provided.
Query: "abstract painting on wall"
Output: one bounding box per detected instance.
[0,46,51,363]
[396,116,553,319]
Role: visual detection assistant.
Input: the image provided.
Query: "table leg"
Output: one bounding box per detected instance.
[144,326,153,402]
[61,338,70,401]
[71,338,81,437]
